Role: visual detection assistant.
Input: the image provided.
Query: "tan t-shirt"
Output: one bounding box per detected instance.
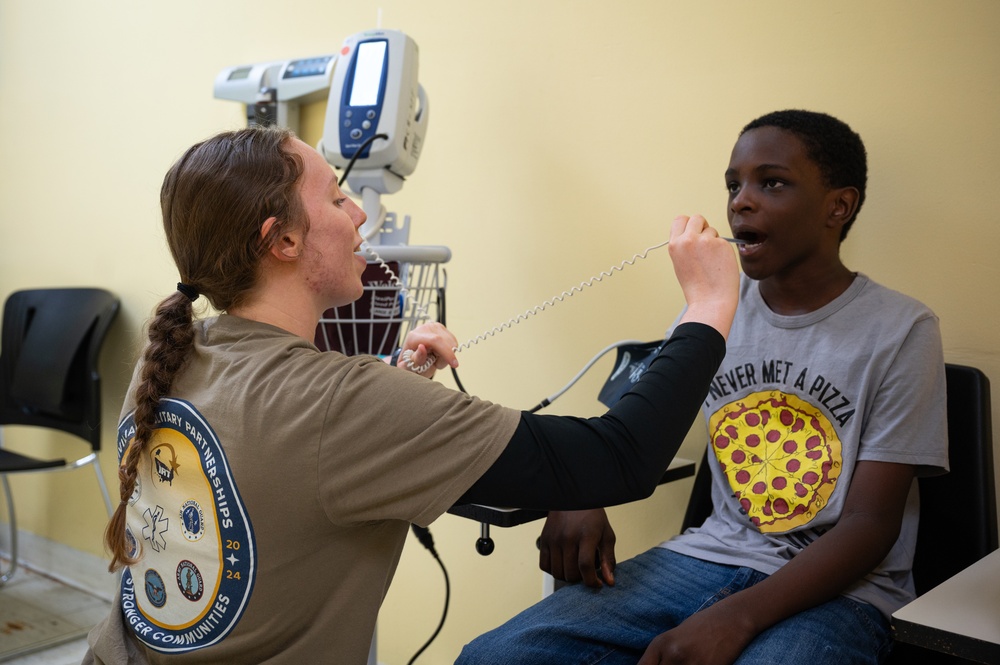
[86,315,520,664]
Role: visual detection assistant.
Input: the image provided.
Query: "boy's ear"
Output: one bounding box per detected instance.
[828,187,860,230]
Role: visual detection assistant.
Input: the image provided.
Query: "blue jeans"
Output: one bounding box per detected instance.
[456,548,892,665]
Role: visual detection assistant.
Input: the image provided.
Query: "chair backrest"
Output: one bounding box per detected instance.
[679,447,713,534]
[0,288,120,450]
[911,363,997,594]
[681,363,998,596]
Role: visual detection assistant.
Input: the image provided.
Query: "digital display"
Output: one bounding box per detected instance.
[228,67,252,81]
[348,40,387,107]
[283,56,333,79]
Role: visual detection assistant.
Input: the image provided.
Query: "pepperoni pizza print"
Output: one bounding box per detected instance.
[708,391,842,532]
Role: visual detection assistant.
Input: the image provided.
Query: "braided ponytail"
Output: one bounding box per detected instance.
[104,292,195,571]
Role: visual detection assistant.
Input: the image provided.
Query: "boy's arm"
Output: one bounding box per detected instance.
[638,459,915,665]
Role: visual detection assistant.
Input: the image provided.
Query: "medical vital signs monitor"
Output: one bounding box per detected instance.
[317,29,427,197]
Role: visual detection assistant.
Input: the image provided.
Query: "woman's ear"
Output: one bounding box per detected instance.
[260,217,302,261]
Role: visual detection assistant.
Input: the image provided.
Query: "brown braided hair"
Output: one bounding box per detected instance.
[104,125,306,571]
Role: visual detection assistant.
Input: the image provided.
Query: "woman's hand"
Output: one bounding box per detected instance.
[396,322,459,377]
[669,215,740,340]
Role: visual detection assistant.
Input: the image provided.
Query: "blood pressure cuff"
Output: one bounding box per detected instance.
[597,339,668,407]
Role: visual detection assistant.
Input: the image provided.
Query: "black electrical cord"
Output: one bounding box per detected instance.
[436,283,468,394]
[407,525,451,665]
[405,285,456,664]
[337,133,389,185]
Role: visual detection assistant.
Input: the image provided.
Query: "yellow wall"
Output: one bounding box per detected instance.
[2,1,998,662]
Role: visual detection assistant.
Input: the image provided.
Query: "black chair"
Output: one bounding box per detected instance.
[0,287,120,585]
[891,364,997,663]
[681,363,997,663]
[909,364,997,594]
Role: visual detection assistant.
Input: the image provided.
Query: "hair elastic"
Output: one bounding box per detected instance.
[177,282,200,302]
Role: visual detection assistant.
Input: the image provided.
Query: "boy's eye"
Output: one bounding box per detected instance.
[763,179,784,189]
[726,181,740,194]
[334,198,347,207]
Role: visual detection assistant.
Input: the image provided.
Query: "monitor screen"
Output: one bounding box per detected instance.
[348,40,387,107]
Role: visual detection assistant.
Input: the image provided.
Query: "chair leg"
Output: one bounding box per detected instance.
[0,460,112,587]
[0,474,18,585]
[91,459,114,517]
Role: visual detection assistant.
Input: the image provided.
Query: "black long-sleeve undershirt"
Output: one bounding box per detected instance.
[457,322,725,510]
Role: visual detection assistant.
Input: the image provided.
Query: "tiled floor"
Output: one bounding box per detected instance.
[1,638,89,665]
[0,566,107,664]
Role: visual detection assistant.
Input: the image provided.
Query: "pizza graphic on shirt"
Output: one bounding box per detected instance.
[708,391,843,532]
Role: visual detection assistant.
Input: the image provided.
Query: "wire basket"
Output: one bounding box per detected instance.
[314,244,451,357]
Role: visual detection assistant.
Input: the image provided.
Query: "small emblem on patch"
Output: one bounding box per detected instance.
[151,443,180,485]
[180,500,205,542]
[176,560,204,602]
[144,569,167,608]
[125,528,138,559]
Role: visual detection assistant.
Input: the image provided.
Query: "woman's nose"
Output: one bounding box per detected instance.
[351,200,367,228]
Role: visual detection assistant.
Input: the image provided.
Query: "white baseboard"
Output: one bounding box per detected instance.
[0,528,117,601]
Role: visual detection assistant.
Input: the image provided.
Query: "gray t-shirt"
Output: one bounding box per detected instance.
[665,274,948,617]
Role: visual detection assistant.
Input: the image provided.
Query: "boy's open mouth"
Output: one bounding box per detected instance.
[734,230,765,251]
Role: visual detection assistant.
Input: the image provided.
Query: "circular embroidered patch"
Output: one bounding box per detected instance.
[118,398,256,653]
